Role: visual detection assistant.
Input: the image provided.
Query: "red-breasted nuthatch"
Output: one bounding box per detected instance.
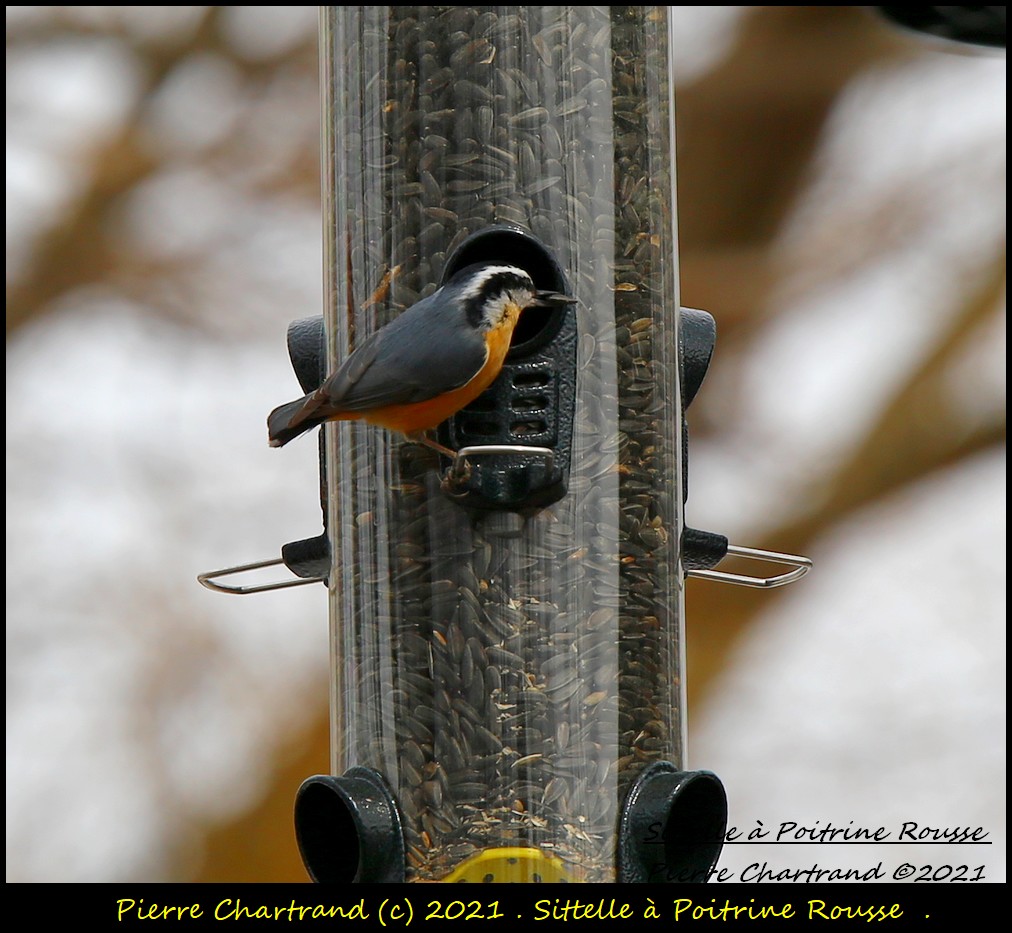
[267,263,576,451]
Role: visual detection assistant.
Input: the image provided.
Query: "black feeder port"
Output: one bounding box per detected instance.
[295,768,405,884]
[437,225,578,513]
[618,764,728,884]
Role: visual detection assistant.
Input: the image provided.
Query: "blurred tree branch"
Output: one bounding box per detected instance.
[687,253,1006,702]
[7,8,217,335]
[6,7,318,336]
[677,6,911,333]
[193,709,328,882]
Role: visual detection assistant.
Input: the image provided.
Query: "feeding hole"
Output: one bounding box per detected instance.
[441,225,571,359]
[511,420,548,436]
[295,779,361,883]
[513,371,550,389]
[512,394,548,412]
[659,774,726,881]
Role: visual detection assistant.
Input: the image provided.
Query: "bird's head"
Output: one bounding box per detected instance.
[449,262,577,332]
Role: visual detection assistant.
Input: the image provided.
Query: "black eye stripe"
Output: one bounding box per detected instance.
[447,263,535,304]
[452,265,533,328]
[481,270,531,296]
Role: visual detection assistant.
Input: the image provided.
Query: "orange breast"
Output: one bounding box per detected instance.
[363,307,518,435]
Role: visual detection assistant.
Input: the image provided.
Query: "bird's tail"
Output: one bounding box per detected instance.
[268,394,325,448]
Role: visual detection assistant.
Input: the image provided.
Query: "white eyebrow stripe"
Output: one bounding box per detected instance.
[457,265,531,300]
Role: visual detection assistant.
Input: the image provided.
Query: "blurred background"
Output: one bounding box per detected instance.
[6,7,1004,882]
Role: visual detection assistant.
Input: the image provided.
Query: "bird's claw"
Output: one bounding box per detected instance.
[441,456,473,496]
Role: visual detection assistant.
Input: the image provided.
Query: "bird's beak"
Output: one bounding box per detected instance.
[532,291,579,308]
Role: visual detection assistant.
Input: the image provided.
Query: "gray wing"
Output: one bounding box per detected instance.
[318,295,488,412]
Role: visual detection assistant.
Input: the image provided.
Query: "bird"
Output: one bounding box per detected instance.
[267,262,576,455]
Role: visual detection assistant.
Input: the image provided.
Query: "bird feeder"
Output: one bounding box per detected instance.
[200,4,811,884]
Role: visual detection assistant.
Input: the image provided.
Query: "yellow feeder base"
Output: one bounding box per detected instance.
[442,847,575,883]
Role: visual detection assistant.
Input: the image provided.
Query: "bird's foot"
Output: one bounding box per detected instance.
[441,459,473,497]
[411,433,458,460]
